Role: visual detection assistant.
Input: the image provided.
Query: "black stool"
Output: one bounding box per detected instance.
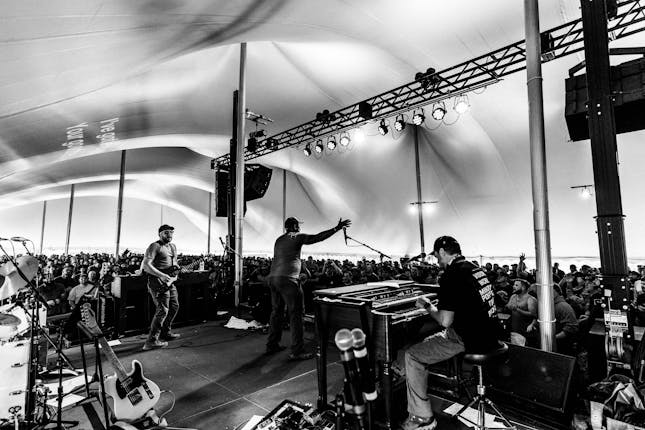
[453,342,515,430]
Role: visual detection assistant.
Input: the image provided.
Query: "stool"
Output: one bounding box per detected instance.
[453,342,515,430]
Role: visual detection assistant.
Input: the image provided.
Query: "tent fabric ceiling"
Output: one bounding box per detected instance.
[1,0,644,261]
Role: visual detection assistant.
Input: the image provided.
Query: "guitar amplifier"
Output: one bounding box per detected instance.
[114,273,212,336]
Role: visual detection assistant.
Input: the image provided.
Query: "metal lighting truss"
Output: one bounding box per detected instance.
[213,0,645,167]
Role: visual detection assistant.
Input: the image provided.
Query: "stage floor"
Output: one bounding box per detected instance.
[52,318,558,429]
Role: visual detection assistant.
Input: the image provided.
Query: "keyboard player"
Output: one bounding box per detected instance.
[400,236,499,430]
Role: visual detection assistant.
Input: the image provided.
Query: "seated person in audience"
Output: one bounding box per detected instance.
[400,236,498,430]
[39,281,68,315]
[504,278,537,345]
[527,284,578,355]
[53,266,76,291]
[67,273,98,311]
[87,269,99,287]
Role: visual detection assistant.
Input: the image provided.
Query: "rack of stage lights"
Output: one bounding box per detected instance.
[212,0,645,167]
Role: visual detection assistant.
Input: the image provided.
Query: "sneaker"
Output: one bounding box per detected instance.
[160,332,181,341]
[142,340,168,351]
[265,345,287,355]
[399,415,437,430]
[287,351,314,361]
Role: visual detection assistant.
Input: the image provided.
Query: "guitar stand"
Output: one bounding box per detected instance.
[77,323,111,428]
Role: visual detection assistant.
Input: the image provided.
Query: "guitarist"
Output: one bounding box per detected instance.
[142,224,181,351]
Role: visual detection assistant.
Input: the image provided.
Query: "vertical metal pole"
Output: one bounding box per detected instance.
[39,201,47,255]
[207,191,212,254]
[234,43,247,307]
[524,0,555,352]
[413,125,426,255]
[580,0,628,275]
[65,184,75,255]
[282,169,287,233]
[115,150,126,257]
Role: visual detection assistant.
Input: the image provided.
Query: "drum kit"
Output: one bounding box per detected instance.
[0,251,46,428]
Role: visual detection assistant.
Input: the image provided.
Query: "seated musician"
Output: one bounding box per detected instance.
[67,273,98,311]
[400,236,499,430]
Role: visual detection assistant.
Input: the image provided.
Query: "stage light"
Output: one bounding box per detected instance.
[378,119,389,135]
[327,137,337,150]
[354,128,366,143]
[339,132,350,146]
[394,116,406,132]
[247,137,257,152]
[454,94,470,114]
[431,102,447,121]
[581,187,592,199]
[265,138,276,149]
[412,110,425,125]
[570,184,594,199]
[315,139,324,153]
[303,145,312,157]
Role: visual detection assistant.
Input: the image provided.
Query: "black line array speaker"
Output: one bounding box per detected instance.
[215,170,228,217]
[486,343,576,426]
[244,164,273,201]
[565,57,645,141]
[215,164,272,217]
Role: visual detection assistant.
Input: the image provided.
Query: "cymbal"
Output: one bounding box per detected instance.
[0,312,20,326]
[0,256,38,300]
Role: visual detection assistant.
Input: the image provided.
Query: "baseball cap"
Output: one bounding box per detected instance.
[284,217,303,229]
[432,235,460,255]
[158,224,174,233]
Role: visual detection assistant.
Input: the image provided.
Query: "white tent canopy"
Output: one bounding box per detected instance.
[1,0,644,264]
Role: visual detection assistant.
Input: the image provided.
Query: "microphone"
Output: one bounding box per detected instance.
[343,228,348,246]
[335,329,366,429]
[11,237,29,242]
[351,328,377,401]
[0,237,10,241]
[219,237,226,249]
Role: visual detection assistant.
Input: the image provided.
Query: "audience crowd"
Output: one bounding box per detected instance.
[3,250,645,360]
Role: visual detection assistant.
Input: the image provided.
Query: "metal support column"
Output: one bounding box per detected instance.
[65,184,75,255]
[413,125,426,255]
[282,169,287,232]
[39,201,47,255]
[207,191,212,254]
[524,0,555,351]
[580,0,631,373]
[115,150,126,257]
[234,43,247,307]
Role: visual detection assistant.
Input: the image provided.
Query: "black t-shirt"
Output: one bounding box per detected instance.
[438,256,499,353]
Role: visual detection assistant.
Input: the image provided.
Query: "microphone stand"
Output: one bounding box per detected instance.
[16,239,34,256]
[344,233,391,279]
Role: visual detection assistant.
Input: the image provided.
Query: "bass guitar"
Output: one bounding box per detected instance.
[149,259,202,293]
[79,304,161,421]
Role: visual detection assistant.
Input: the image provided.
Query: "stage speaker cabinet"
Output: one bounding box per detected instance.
[486,343,576,426]
[565,56,645,141]
[244,164,272,202]
[215,170,228,218]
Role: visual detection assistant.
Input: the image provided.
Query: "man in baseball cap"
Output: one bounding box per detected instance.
[266,215,351,360]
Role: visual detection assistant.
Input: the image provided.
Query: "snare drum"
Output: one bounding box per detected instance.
[0,340,30,421]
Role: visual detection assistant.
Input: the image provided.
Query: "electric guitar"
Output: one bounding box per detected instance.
[149,259,202,292]
[79,304,161,421]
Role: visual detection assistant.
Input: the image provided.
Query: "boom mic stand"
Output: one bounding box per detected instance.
[343,233,391,279]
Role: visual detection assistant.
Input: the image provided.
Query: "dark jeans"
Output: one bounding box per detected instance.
[147,284,179,342]
[267,276,305,354]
